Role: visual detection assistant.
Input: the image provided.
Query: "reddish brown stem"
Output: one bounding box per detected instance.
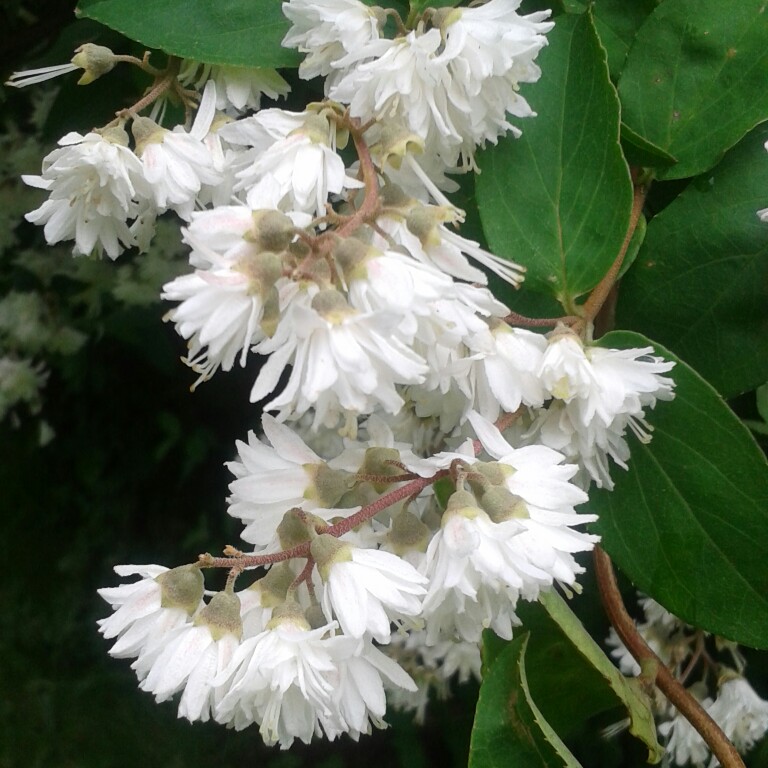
[593,547,745,768]
[200,470,448,571]
[576,181,648,333]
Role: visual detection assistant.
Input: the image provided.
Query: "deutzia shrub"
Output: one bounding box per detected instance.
[7,0,768,765]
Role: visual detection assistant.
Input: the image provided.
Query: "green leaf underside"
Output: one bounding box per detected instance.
[618,125,768,398]
[538,593,662,762]
[476,12,632,307]
[76,0,301,68]
[470,634,582,768]
[590,331,768,649]
[618,0,768,180]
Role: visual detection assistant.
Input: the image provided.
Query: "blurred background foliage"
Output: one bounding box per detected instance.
[1,2,767,768]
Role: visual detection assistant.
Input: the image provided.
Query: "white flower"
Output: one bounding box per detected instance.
[282,0,384,84]
[134,591,242,723]
[227,414,356,549]
[250,285,428,426]
[708,677,768,756]
[161,204,298,383]
[23,128,149,258]
[215,609,344,744]
[472,324,548,419]
[325,1,552,169]
[322,638,418,740]
[178,60,290,113]
[532,329,676,488]
[133,94,221,220]
[97,564,204,659]
[313,537,427,642]
[219,108,359,215]
[421,505,525,644]
[658,695,712,767]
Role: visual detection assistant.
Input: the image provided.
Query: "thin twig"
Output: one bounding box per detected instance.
[593,547,745,768]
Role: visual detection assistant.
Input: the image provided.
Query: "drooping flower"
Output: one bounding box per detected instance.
[312,536,427,643]
[23,127,150,258]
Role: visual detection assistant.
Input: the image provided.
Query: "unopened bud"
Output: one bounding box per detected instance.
[71,43,117,85]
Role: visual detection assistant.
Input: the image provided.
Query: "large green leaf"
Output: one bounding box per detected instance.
[76,0,301,68]
[476,12,632,310]
[618,0,768,180]
[617,125,768,398]
[590,331,768,649]
[592,0,657,80]
[470,634,582,768]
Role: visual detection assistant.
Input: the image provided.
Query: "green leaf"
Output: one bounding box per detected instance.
[617,0,768,180]
[76,0,301,68]
[590,331,768,649]
[592,0,657,80]
[476,12,632,310]
[620,123,677,169]
[757,383,768,424]
[470,634,582,768]
[537,592,662,762]
[617,125,768,398]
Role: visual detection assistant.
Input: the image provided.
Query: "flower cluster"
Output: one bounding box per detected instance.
[11,0,687,754]
[607,596,768,766]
